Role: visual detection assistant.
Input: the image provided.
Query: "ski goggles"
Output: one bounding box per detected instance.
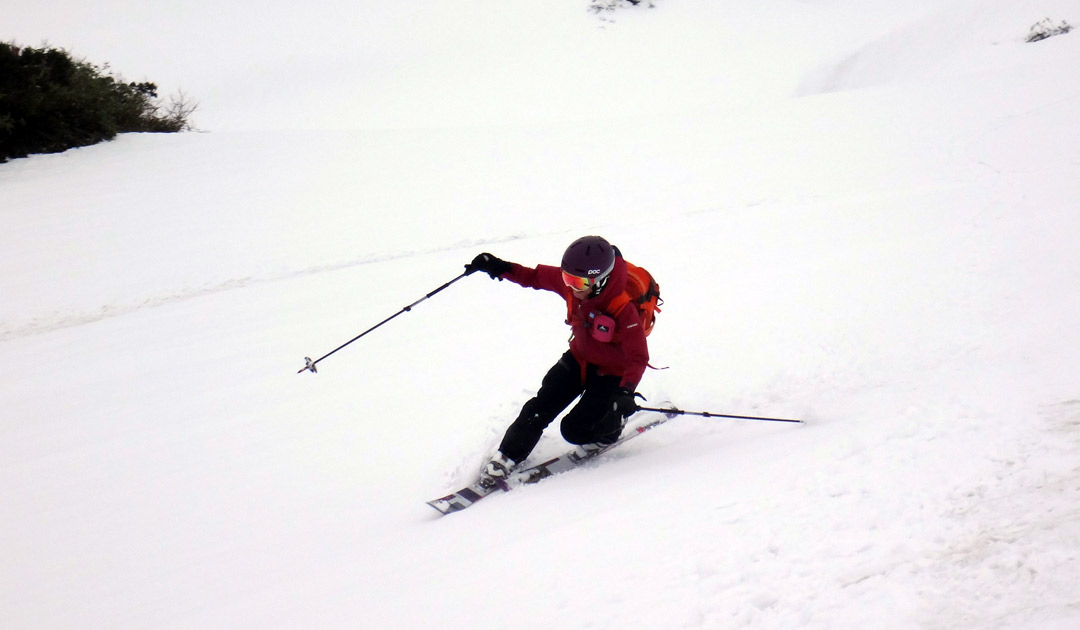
[562,270,597,292]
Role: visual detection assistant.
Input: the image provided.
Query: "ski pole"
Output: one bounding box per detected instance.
[636,405,804,424]
[297,271,471,374]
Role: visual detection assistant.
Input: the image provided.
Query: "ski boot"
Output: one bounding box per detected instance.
[574,415,626,459]
[478,451,517,489]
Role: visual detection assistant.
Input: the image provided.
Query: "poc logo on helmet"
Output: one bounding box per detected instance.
[588,269,601,275]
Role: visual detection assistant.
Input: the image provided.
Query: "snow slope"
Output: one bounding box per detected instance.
[3,1,1080,628]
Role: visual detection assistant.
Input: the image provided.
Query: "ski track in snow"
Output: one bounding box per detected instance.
[0,235,546,342]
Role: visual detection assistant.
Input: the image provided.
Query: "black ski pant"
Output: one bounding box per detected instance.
[498,351,624,463]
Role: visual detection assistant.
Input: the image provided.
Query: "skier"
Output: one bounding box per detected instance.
[466,235,648,488]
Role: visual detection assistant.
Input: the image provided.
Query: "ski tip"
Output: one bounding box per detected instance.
[427,498,468,515]
[426,483,492,516]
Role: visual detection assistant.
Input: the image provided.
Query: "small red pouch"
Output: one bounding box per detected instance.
[590,313,616,342]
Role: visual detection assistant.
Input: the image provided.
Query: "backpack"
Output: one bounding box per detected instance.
[605,260,662,337]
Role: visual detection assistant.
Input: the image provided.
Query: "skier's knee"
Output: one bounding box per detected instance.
[559,418,591,445]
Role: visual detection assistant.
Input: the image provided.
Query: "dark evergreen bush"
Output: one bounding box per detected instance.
[0,43,197,163]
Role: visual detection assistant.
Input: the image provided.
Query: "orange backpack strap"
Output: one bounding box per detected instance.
[607,291,632,317]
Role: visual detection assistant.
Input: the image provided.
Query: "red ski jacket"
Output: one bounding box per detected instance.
[503,256,650,390]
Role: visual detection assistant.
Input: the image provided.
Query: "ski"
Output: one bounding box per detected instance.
[425,481,501,515]
[426,413,673,516]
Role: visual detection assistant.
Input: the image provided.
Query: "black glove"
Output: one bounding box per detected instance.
[611,387,639,419]
[466,253,513,279]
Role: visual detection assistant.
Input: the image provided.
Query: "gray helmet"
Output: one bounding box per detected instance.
[561,235,616,294]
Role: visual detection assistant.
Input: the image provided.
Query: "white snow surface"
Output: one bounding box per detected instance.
[4,1,1080,628]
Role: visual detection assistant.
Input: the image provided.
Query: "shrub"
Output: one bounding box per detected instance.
[1026,18,1073,43]
[590,0,651,13]
[0,43,198,163]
